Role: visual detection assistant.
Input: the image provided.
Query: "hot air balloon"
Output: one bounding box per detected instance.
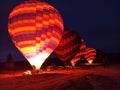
[84,48,96,64]
[8,0,64,71]
[54,29,81,65]
[71,38,87,66]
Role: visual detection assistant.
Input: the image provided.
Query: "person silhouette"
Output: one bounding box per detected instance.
[6,53,14,70]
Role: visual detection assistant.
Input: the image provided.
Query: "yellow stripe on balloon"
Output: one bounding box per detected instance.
[10,20,36,27]
[12,27,36,34]
[43,3,49,8]
[36,16,43,20]
[43,14,49,18]
[36,44,40,47]
[39,48,52,54]
[46,48,53,53]
[18,41,35,46]
[10,21,22,26]
[41,34,46,38]
[53,31,62,39]
[43,21,49,25]
[51,37,59,44]
[49,19,55,24]
[36,23,42,28]
[55,18,63,29]
[36,5,44,10]
[22,20,35,23]
[45,38,50,42]
[49,13,54,17]
[40,41,45,45]
[21,47,36,52]
[36,37,40,41]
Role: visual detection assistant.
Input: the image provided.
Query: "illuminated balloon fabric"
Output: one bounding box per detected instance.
[84,48,96,64]
[8,1,64,70]
[54,30,81,64]
[71,39,86,66]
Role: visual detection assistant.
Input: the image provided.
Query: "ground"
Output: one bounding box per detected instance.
[0,64,120,90]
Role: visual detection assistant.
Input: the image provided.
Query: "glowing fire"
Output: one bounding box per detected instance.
[88,60,93,64]
[28,53,49,70]
[71,61,76,67]
[24,70,32,75]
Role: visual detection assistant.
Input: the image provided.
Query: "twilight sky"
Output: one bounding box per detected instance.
[0,0,119,62]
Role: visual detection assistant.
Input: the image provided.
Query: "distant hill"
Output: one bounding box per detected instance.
[107,53,120,64]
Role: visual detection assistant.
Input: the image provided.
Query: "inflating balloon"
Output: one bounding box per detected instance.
[84,48,96,64]
[54,29,81,65]
[8,0,64,70]
[71,38,86,66]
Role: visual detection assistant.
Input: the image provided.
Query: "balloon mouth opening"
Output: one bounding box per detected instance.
[71,61,76,67]
[27,53,50,70]
[88,60,93,64]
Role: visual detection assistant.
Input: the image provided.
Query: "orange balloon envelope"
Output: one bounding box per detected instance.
[54,29,81,65]
[8,1,64,70]
[84,48,96,64]
[71,38,87,66]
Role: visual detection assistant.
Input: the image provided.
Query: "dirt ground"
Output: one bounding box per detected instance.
[0,64,120,90]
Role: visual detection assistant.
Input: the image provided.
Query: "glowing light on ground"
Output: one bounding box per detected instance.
[24,70,32,75]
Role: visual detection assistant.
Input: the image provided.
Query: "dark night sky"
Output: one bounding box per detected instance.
[0,0,120,62]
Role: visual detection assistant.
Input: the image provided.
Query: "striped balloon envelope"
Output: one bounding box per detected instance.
[54,29,81,65]
[8,0,64,70]
[84,48,96,64]
[71,38,87,66]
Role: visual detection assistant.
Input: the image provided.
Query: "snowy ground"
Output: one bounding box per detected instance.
[0,64,120,90]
